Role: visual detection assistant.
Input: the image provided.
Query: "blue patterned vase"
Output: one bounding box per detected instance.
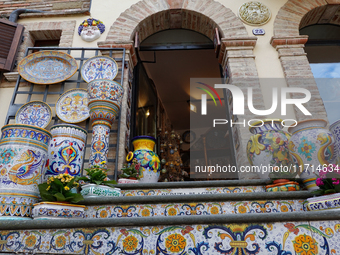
[329,119,340,165]
[288,119,336,190]
[87,79,124,168]
[127,136,161,183]
[0,124,51,219]
[45,124,87,180]
[246,119,294,179]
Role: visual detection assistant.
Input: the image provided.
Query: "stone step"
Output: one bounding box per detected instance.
[116,179,287,196]
[83,191,311,218]
[0,211,339,254]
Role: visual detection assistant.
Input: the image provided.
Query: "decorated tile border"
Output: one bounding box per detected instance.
[84,199,305,218]
[121,186,265,196]
[1,220,337,254]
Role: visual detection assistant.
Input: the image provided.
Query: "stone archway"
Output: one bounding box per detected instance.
[271,0,340,122]
[98,0,264,179]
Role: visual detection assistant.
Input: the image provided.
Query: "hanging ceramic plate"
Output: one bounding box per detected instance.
[56,88,90,123]
[81,56,118,83]
[18,51,78,85]
[15,101,52,128]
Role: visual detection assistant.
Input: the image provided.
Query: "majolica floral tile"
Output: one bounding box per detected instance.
[308,220,340,253]
[0,221,319,254]
[84,199,304,218]
[121,186,265,196]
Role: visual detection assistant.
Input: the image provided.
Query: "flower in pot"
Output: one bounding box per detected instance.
[76,161,120,198]
[307,164,340,211]
[118,158,141,184]
[33,174,85,219]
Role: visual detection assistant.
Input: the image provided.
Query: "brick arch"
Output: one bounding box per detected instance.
[273,0,340,37]
[103,0,248,43]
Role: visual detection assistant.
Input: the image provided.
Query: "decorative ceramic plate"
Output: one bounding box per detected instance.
[15,101,52,128]
[56,88,90,123]
[81,56,118,83]
[18,51,78,85]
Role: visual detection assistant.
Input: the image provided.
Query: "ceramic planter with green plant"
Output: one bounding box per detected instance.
[33,173,85,220]
[118,158,141,184]
[76,161,120,198]
[307,164,340,211]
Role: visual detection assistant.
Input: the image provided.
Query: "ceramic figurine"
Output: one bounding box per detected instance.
[288,119,336,190]
[127,136,161,183]
[45,124,87,180]
[0,124,51,219]
[78,18,105,42]
[87,79,124,168]
[246,119,294,179]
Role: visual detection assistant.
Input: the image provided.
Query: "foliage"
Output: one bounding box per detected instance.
[38,174,84,204]
[119,158,141,180]
[76,161,117,187]
[312,164,340,196]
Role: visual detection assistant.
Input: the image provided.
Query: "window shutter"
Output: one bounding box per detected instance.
[0,19,24,71]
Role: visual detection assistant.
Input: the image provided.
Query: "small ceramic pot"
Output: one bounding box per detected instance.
[307,193,340,211]
[127,136,161,183]
[246,119,294,179]
[32,202,85,220]
[118,178,139,184]
[265,179,300,192]
[80,183,121,198]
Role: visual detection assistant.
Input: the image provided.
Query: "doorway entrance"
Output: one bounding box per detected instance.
[132,29,237,181]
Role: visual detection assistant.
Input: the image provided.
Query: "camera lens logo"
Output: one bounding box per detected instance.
[196,82,222,115]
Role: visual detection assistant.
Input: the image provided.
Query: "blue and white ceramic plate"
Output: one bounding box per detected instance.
[81,56,118,83]
[15,101,52,128]
[18,51,78,85]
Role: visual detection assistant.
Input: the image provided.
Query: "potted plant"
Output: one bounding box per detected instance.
[307,164,340,211]
[33,173,85,220]
[76,161,120,198]
[118,158,141,184]
[265,166,300,192]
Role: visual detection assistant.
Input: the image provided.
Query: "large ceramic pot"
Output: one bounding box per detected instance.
[127,136,161,183]
[87,79,124,168]
[246,119,294,179]
[0,124,51,219]
[45,124,87,180]
[32,202,85,220]
[329,119,340,164]
[80,183,121,198]
[288,119,336,190]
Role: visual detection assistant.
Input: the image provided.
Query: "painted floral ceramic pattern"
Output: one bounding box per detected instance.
[81,56,118,83]
[56,89,90,123]
[1,221,337,254]
[84,199,304,219]
[18,51,78,85]
[15,101,52,128]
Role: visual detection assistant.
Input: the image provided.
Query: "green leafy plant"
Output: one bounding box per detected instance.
[119,158,141,180]
[313,164,340,196]
[268,165,298,180]
[38,173,84,204]
[76,161,117,187]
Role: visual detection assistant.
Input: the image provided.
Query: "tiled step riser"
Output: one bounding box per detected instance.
[85,199,308,218]
[121,185,265,196]
[0,220,338,254]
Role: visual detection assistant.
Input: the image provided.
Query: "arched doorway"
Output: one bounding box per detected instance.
[98,0,263,180]
[299,5,340,125]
